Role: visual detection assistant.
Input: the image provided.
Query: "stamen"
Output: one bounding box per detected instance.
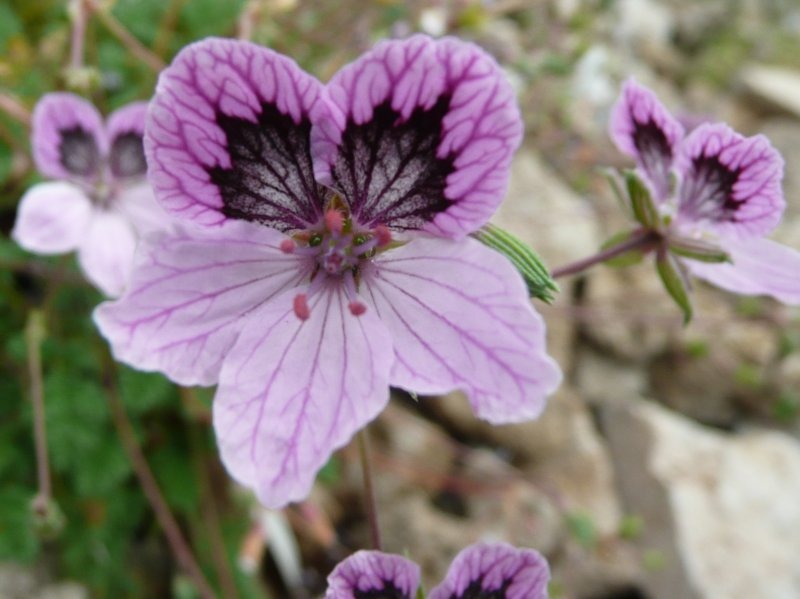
[293,293,310,321]
[279,239,296,254]
[324,209,344,233]
[374,224,392,247]
[349,301,367,316]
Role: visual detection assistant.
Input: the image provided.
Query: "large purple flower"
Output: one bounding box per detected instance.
[609,79,800,304]
[325,541,550,599]
[12,93,168,296]
[95,36,562,507]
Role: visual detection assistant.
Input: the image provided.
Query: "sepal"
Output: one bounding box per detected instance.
[624,169,660,228]
[474,223,559,303]
[600,230,648,268]
[656,247,693,324]
[668,236,731,263]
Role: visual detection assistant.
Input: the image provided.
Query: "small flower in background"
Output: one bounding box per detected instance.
[325,541,549,599]
[95,35,562,508]
[605,78,800,320]
[12,93,168,297]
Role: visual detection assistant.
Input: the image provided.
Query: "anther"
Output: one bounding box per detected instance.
[324,209,344,233]
[374,224,392,247]
[279,239,296,254]
[293,293,310,321]
[349,301,367,316]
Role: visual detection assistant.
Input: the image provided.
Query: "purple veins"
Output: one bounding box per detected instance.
[96,35,562,508]
[13,93,167,297]
[325,542,549,599]
[608,78,800,305]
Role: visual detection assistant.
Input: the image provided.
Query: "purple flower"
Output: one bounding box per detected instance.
[325,541,550,599]
[12,93,168,296]
[94,36,562,507]
[610,78,800,304]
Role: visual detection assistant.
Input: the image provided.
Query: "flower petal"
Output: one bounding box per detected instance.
[428,542,550,599]
[94,221,309,385]
[31,92,106,181]
[684,237,800,304]
[316,35,522,237]
[12,182,93,254]
[675,123,784,239]
[146,38,331,229]
[213,283,393,507]
[107,101,148,179]
[325,551,420,599]
[114,182,173,236]
[361,237,561,423]
[609,78,684,201]
[77,210,137,297]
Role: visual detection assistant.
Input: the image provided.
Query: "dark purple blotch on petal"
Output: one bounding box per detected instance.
[353,581,412,599]
[632,118,674,196]
[331,97,455,230]
[109,132,147,178]
[59,126,100,177]
[207,103,326,232]
[679,153,742,224]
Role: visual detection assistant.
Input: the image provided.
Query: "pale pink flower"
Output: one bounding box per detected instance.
[12,93,167,296]
[95,36,562,507]
[610,79,800,304]
[325,541,549,599]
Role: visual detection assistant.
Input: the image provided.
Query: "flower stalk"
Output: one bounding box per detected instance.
[357,428,382,551]
[550,229,659,279]
[25,309,51,514]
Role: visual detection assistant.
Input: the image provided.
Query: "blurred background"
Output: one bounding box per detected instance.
[1,1,799,597]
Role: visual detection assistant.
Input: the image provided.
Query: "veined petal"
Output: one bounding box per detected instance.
[31,93,106,181]
[94,221,310,384]
[78,210,137,297]
[675,123,784,239]
[325,551,420,599]
[213,283,393,508]
[107,102,148,180]
[428,542,550,599]
[12,182,93,254]
[684,237,800,304]
[146,38,331,229]
[609,78,684,201]
[316,35,522,237]
[362,237,561,423]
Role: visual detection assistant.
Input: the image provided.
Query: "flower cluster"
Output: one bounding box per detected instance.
[94,35,562,508]
[607,79,800,315]
[325,541,549,599]
[12,94,169,297]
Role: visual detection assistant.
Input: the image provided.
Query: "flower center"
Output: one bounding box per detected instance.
[282,203,393,320]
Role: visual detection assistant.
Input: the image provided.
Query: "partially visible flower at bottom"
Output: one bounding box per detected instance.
[325,541,549,599]
[12,93,168,297]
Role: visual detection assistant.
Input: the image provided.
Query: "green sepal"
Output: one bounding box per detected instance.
[473,223,559,303]
[668,236,730,263]
[416,585,426,599]
[656,249,693,324]
[600,230,647,268]
[624,170,660,228]
[600,167,633,219]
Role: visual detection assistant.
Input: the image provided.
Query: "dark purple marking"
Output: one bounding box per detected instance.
[353,581,412,599]
[109,132,147,178]
[207,103,326,232]
[680,154,742,223]
[632,118,673,193]
[330,96,455,230]
[58,126,100,177]
[447,578,512,599]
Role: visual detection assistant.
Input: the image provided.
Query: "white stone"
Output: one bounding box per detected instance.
[741,65,800,119]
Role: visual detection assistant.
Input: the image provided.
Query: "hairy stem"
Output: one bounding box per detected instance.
[68,0,87,70]
[25,310,51,511]
[357,428,382,551]
[86,0,165,72]
[99,348,216,599]
[550,229,659,279]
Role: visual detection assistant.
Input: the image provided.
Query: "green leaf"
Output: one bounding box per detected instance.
[473,224,559,303]
[118,366,178,415]
[600,230,647,267]
[668,236,730,263]
[624,170,659,227]
[656,250,693,324]
[0,487,39,562]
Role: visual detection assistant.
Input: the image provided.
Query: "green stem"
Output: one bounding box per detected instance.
[25,310,51,513]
